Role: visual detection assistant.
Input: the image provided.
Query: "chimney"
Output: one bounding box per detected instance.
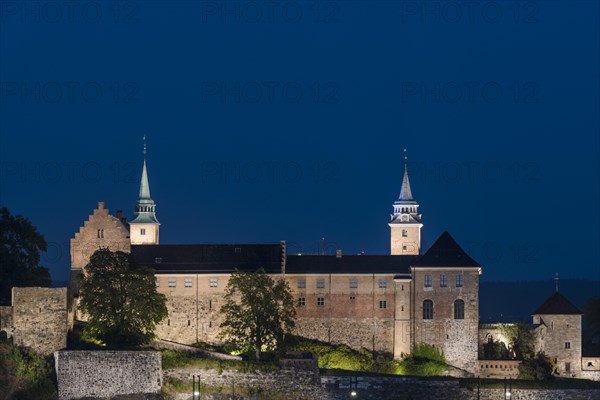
[98,201,104,210]
[336,249,342,258]
[116,210,123,219]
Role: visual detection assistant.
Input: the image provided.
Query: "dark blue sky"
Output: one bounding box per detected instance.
[1,1,599,284]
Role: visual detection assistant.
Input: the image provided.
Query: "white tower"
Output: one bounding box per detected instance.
[129,136,160,245]
[389,151,422,255]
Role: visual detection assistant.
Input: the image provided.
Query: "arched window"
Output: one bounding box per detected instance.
[454,299,465,319]
[423,300,433,319]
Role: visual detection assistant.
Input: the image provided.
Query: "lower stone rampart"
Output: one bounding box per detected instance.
[55,350,162,400]
[165,367,325,399]
[165,370,600,400]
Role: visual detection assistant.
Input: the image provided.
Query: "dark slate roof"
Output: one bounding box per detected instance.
[285,255,417,276]
[131,244,283,273]
[532,292,583,315]
[412,231,480,268]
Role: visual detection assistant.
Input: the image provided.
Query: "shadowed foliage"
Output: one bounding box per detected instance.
[0,207,51,303]
[78,248,167,348]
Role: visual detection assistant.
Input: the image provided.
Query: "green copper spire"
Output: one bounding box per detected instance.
[130,135,159,224]
[139,139,152,202]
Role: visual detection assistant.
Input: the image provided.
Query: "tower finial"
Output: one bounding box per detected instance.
[555,272,559,292]
[143,134,147,157]
[404,148,408,171]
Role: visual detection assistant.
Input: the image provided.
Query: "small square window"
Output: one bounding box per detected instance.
[297,278,306,289]
[184,278,193,288]
[210,278,218,288]
[141,228,146,235]
[379,279,387,289]
[350,295,356,300]
[565,342,571,349]
[155,257,162,263]
[424,275,432,288]
[455,275,464,287]
[168,278,176,288]
[379,300,387,309]
[402,245,407,251]
[349,278,358,289]
[317,278,325,289]
[298,297,306,307]
[234,247,242,253]
[317,297,325,306]
[440,274,448,287]
[402,229,407,237]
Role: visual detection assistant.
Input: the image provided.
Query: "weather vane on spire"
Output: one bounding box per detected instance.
[555,272,559,292]
[404,148,408,171]
[143,134,147,157]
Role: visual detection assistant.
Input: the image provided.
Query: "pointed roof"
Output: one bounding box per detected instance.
[139,159,152,201]
[412,231,480,268]
[398,165,414,201]
[532,292,582,315]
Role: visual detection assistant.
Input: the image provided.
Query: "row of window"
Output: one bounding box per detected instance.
[424,274,463,288]
[297,278,389,289]
[156,278,219,288]
[422,299,465,319]
[298,297,388,309]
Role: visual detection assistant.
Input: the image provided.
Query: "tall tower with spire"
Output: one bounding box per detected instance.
[129,135,160,245]
[389,150,422,255]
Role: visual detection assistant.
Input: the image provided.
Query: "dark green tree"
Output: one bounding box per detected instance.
[481,339,511,360]
[499,323,537,360]
[78,248,167,347]
[518,352,556,380]
[219,268,296,361]
[0,207,51,302]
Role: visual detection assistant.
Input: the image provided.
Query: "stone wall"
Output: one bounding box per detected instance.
[165,367,325,400]
[0,305,13,338]
[478,360,521,378]
[533,313,582,376]
[12,287,68,355]
[412,268,480,373]
[55,350,162,400]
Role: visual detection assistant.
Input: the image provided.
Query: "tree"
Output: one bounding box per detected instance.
[219,268,296,361]
[0,207,51,303]
[499,323,537,360]
[518,352,556,380]
[78,248,167,347]
[481,339,511,360]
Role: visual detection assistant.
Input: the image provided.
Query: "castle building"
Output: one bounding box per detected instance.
[532,291,583,376]
[68,143,595,378]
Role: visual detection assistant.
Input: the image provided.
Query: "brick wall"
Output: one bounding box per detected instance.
[70,202,130,271]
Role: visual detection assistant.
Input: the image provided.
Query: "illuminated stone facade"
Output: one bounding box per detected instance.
[66,153,592,378]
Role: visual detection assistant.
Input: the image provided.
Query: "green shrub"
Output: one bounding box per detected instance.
[518,353,556,380]
[5,346,56,398]
[396,343,449,376]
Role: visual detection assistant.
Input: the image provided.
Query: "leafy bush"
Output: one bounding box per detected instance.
[480,339,511,360]
[396,343,449,376]
[518,352,556,380]
[4,345,56,398]
[285,335,398,374]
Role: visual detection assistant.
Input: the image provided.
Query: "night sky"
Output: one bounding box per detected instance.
[1,1,598,285]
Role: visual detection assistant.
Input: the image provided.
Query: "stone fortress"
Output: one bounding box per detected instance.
[1,143,598,381]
